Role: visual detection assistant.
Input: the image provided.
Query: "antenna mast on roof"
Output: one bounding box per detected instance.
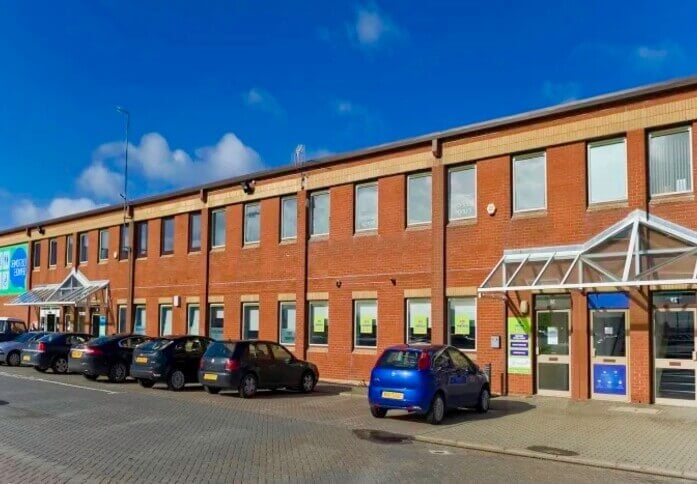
[293,144,306,166]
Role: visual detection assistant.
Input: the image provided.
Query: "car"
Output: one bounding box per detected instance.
[0,331,48,366]
[368,344,490,425]
[198,340,319,398]
[68,334,152,383]
[130,335,212,391]
[0,318,27,343]
[21,332,92,373]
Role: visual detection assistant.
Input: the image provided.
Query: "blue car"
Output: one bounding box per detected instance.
[0,332,47,366]
[368,344,490,425]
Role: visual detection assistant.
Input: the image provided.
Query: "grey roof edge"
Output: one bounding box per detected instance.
[3,73,697,238]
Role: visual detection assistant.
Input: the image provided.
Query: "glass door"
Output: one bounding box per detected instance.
[536,310,571,397]
[654,308,697,406]
[591,310,629,401]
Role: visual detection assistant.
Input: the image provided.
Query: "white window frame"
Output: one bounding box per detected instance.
[187,304,200,335]
[354,182,378,233]
[208,304,224,340]
[280,196,297,241]
[117,304,127,333]
[79,233,89,263]
[48,238,58,267]
[98,229,109,261]
[310,191,330,237]
[587,138,628,205]
[241,302,260,340]
[406,298,432,344]
[32,241,40,269]
[308,300,329,346]
[244,202,261,245]
[447,297,477,352]
[448,165,477,222]
[159,304,173,336]
[513,151,547,213]
[189,212,202,252]
[65,235,73,266]
[648,126,694,197]
[134,305,146,335]
[210,209,226,248]
[407,172,432,226]
[354,299,378,349]
[278,301,296,345]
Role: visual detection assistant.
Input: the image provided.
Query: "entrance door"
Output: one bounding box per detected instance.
[536,310,571,397]
[46,314,57,332]
[654,308,697,406]
[591,310,629,401]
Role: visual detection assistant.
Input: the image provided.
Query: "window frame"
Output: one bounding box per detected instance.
[354,182,378,233]
[309,191,330,237]
[32,241,41,269]
[406,172,432,226]
[98,228,109,261]
[648,125,694,197]
[48,238,58,267]
[280,196,297,241]
[308,300,329,346]
[241,302,260,340]
[160,217,175,255]
[78,233,89,264]
[208,304,224,341]
[117,305,127,333]
[210,209,226,248]
[512,151,547,213]
[243,202,261,245]
[159,304,173,337]
[406,298,432,344]
[133,305,146,335]
[135,221,148,258]
[447,297,477,352]
[188,212,202,253]
[278,301,296,345]
[119,224,129,260]
[187,304,200,335]
[447,165,477,222]
[65,235,73,266]
[354,299,378,349]
[587,137,628,205]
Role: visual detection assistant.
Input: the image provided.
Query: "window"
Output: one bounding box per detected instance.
[79,233,88,263]
[242,303,260,339]
[270,343,293,363]
[159,305,173,336]
[279,302,296,345]
[48,238,57,267]
[32,241,40,269]
[649,126,693,196]
[244,203,260,245]
[117,305,127,333]
[407,173,432,225]
[354,300,377,348]
[99,229,109,261]
[588,138,627,204]
[281,197,297,240]
[66,235,73,266]
[119,224,129,260]
[308,301,328,345]
[210,209,226,248]
[135,221,148,258]
[187,304,200,335]
[448,297,476,351]
[310,191,329,236]
[161,217,175,255]
[513,152,546,212]
[407,298,431,344]
[134,305,146,335]
[448,166,476,221]
[208,304,224,341]
[355,183,378,232]
[189,212,201,252]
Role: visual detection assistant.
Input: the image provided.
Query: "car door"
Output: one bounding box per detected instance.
[251,343,276,389]
[447,347,478,406]
[268,343,298,388]
[432,350,461,406]
[184,337,206,382]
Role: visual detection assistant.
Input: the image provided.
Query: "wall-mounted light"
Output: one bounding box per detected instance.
[335,280,342,288]
[241,180,256,195]
[37,226,45,235]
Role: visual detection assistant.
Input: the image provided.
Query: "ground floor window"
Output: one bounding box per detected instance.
[187,304,200,335]
[354,300,377,348]
[134,305,146,335]
[242,303,260,340]
[279,302,296,345]
[407,298,431,344]
[447,297,476,350]
[209,304,224,341]
[159,305,172,336]
[308,301,328,345]
[117,305,127,333]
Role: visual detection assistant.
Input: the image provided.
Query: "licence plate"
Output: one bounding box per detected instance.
[71,350,82,359]
[135,357,148,364]
[381,391,404,400]
[22,354,30,362]
[203,373,218,381]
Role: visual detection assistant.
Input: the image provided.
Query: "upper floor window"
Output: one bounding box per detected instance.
[355,182,378,232]
[407,173,432,225]
[210,209,226,248]
[48,238,58,267]
[161,217,174,255]
[65,235,73,266]
[448,166,476,221]
[513,152,546,213]
[244,203,260,245]
[588,138,627,204]
[135,221,148,258]
[98,229,109,261]
[189,212,201,252]
[281,197,297,240]
[310,191,329,237]
[32,241,41,269]
[649,126,693,197]
[79,233,89,263]
[119,224,129,260]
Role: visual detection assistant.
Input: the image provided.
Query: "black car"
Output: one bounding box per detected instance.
[130,335,212,391]
[68,334,152,382]
[0,318,27,343]
[21,332,92,373]
[198,340,319,398]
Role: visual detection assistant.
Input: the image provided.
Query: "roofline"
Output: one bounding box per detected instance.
[4,73,697,238]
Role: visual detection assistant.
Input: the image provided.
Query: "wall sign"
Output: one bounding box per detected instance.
[593,364,626,395]
[507,316,532,375]
[0,243,28,296]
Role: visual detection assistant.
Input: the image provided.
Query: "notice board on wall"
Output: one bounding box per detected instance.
[508,316,532,375]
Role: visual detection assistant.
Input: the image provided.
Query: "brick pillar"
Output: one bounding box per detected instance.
[431,162,446,344]
[629,288,651,403]
[571,291,590,400]
[295,189,308,360]
[200,201,210,337]
[627,129,648,211]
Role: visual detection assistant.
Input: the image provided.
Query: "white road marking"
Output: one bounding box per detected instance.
[0,371,120,395]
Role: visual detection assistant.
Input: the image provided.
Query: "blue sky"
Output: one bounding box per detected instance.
[0,0,696,229]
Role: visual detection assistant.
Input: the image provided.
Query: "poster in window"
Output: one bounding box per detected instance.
[547,326,558,345]
[313,316,326,333]
[454,315,470,335]
[412,315,428,335]
[359,316,374,334]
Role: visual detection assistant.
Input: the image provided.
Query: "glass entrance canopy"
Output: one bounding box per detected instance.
[480,210,697,293]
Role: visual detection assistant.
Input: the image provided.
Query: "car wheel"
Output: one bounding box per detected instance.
[34,366,48,373]
[239,373,258,399]
[108,362,128,383]
[167,369,186,391]
[138,379,155,388]
[204,386,221,394]
[370,406,387,418]
[426,393,446,425]
[300,371,316,394]
[476,388,490,413]
[7,351,21,367]
[84,373,99,381]
[52,357,69,374]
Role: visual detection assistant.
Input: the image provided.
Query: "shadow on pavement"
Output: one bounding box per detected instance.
[386,398,536,425]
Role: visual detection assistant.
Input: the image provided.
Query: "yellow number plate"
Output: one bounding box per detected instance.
[71,350,82,359]
[22,354,30,362]
[203,373,218,381]
[135,357,148,364]
[381,391,404,400]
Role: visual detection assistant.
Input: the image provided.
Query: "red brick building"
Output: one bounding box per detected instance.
[3,76,697,406]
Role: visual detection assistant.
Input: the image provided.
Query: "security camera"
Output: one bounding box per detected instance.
[241,180,256,195]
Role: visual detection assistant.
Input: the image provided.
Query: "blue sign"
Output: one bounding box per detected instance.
[99,315,107,336]
[593,364,626,395]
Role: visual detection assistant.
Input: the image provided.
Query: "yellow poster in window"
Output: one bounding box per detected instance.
[313,316,325,333]
[454,315,470,335]
[412,315,428,335]
[359,316,374,334]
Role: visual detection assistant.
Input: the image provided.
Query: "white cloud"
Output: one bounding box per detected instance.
[542,81,581,104]
[348,3,402,48]
[633,42,685,69]
[77,161,124,201]
[242,88,285,118]
[305,148,334,160]
[12,197,104,226]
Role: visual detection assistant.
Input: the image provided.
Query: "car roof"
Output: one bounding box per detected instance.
[0,317,24,322]
[153,335,208,341]
[211,340,280,345]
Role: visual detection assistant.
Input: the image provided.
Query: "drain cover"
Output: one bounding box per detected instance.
[429,449,452,455]
[352,429,413,444]
[526,445,578,457]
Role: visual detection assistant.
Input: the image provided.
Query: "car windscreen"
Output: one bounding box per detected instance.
[204,342,236,358]
[376,349,423,369]
[138,339,172,352]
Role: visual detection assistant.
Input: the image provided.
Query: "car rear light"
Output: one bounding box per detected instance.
[84,347,103,356]
[417,352,431,371]
[199,358,205,370]
[224,358,240,372]
[37,342,46,353]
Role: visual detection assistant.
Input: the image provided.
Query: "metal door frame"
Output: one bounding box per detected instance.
[653,307,697,407]
[590,309,630,402]
[536,309,571,397]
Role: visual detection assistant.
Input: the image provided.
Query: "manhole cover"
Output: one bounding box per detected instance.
[352,429,413,444]
[526,445,578,457]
